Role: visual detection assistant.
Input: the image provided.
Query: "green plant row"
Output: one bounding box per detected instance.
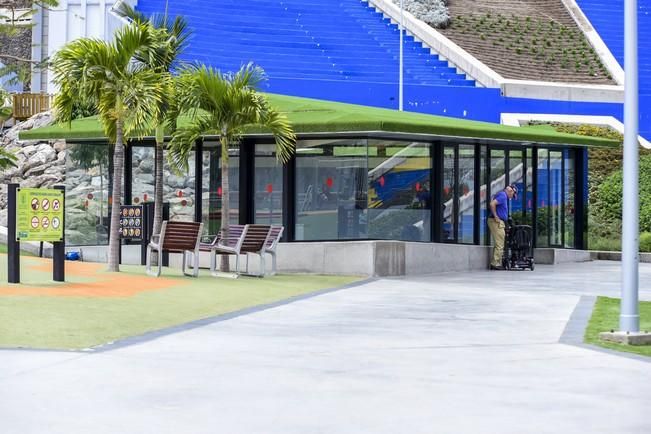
[451,13,611,78]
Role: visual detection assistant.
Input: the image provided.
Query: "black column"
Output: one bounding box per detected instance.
[53,185,65,282]
[142,202,154,265]
[194,139,203,223]
[7,183,19,283]
[575,147,589,250]
[473,144,481,245]
[431,142,443,243]
[283,154,296,241]
[452,145,459,242]
[162,203,170,266]
[239,139,255,224]
[124,145,132,206]
[531,147,539,248]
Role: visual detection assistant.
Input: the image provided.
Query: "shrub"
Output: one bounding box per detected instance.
[393,0,450,28]
[640,232,651,252]
[595,155,651,232]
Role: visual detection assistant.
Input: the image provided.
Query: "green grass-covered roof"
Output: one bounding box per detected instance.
[18,93,620,147]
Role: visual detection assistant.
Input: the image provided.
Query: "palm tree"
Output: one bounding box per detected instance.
[0,146,17,170]
[52,22,165,272]
[116,2,190,245]
[169,63,296,271]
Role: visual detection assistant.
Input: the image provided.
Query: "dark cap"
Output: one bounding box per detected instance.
[508,184,518,198]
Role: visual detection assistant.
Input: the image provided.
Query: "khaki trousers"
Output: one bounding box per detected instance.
[487,218,505,267]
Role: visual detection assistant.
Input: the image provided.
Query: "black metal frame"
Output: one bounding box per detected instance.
[63,133,589,250]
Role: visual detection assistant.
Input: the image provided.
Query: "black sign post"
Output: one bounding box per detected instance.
[53,185,65,282]
[7,183,19,283]
[6,183,65,283]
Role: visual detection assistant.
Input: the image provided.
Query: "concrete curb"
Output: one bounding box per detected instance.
[589,251,651,263]
[560,295,651,363]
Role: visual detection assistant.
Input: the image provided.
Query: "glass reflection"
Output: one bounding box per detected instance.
[368,140,431,242]
[65,143,109,245]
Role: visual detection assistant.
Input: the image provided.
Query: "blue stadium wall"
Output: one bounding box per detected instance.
[135,0,643,139]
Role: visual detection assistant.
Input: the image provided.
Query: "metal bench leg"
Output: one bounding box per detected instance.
[182,251,197,277]
[270,252,277,276]
[192,250,200,277]
[210,250,217,274]
[146,245,162,277]
[258,254,266,278]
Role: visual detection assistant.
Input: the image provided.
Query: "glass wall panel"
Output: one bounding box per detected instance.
[524,148,534,226]
[254,144,283,225]
[295,139,367,240]
[442,146,456,241]
[65,143,110,245]
[163,151,196,222]
[480,146,488,245]
[489,148,506,226]
[368,140,431,242]
[550,150,563,246]
[202,144,240,236]
[458,145,474,243]
[537,149,550,247]
[508,150,525,224]
[131,146,154,205]
[564,149,576,248]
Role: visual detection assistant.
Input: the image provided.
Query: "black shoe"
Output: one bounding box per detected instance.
[490,265,505,270]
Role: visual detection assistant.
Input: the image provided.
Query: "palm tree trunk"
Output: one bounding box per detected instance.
[107,120,124,272]
[220,137,230,272]
[152,124,165,265]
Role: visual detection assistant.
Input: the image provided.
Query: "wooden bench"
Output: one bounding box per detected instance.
[146,220,204,277]
[245,224,284,276]
[200,224,271,277]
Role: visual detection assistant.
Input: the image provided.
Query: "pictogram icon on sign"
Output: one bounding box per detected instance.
[41,199,50,211]
[31,198,39,210]
[52,217,60,229]
[41,216,50,228]
[31,216,39,228]
[52,199,60,210]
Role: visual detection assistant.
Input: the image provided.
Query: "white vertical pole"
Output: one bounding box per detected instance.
[621,0,640,332]
[399,0,404,111]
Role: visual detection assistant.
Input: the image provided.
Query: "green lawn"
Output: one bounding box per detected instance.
[0,257,362,351]
[585,296,651,357]
[0,244,34,256]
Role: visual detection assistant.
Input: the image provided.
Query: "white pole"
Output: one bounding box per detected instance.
[620,0,640,332]
[399,0,404,111]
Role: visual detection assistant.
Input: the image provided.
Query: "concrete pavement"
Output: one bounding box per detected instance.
[1,261,650,434]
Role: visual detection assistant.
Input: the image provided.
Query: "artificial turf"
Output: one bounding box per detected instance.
[0,255,362,351]
[20,93,619,148]
[584,296,651,358]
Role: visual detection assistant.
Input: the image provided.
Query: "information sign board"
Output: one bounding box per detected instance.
[16,188,64,242]
[120,205,143,240]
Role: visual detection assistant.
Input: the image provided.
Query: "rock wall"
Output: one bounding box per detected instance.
[1,113,205,245]
[0,111,64,226]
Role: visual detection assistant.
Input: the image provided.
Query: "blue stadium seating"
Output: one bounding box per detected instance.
[575,0,651,138]
[135,0,636,140]
[136,0,475,87]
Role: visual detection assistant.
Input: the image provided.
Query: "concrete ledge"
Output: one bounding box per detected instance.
[589,251,651,263]
[534,248,592,265]
[561,0,624,85]
[367,0,624,103]
[66,243,598,276]
[367,0,502,88]
[0,226,52,257]
[69,241,489,276]
[599,331,651,346]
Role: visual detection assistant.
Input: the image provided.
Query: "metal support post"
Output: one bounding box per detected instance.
[7,183,20,283]
[53,185,65,282]
[620,0,640,332]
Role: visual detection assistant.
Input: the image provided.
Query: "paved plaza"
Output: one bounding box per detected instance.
[2,261,651,434]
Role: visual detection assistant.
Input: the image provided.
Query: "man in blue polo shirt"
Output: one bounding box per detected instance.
[488,184,517,270]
